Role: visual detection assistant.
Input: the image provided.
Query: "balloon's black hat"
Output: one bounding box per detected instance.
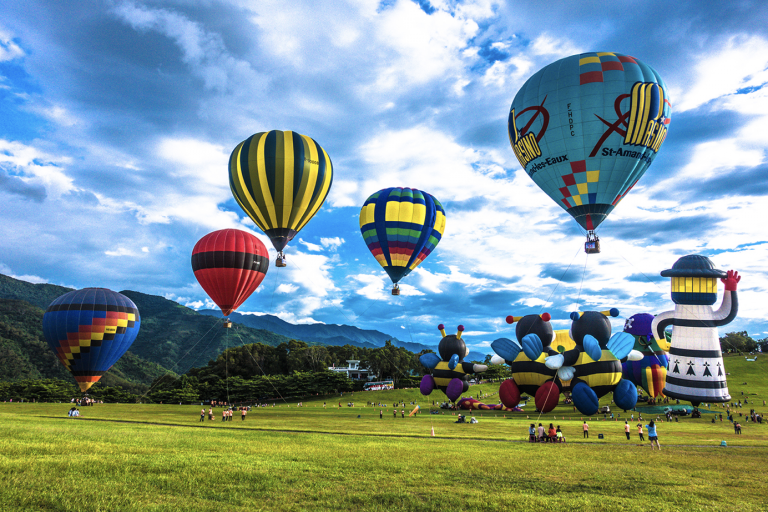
[660,254,726,278]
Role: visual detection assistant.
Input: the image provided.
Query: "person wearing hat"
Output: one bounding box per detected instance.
[651,255,740,405]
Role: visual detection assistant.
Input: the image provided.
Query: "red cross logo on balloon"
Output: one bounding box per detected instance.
[514,96,550,142]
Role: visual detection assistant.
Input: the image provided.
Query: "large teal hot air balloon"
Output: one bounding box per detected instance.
[359,187,446,295]
[42,288,141,392]
[508,52,671,250]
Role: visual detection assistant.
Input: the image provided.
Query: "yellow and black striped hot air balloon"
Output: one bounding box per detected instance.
[229,130,333,267]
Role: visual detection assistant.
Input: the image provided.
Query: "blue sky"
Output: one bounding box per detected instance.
[1,0,767,354]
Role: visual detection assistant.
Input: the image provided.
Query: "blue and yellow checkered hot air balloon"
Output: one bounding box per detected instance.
[359,187,446,295]
[42,288,141,392]
[229,130,333,267]
[508,52,671,252]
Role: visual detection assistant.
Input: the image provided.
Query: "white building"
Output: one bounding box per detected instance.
[329,360,375,381]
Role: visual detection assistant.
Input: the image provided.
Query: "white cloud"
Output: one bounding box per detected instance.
[675,35,768,113]
[104,247,136,257]
[0,263,48,284]
[530,33,584,58]
[397,283,425,296]
[299,239,323,252]
[276,283,299,294]
[350,125,519,206]
[0,139,75,197]
[113,1,267,93]
[28,104,79,127]
[0,29,24,61]
[353,273,388,300]
[320,237,345,251]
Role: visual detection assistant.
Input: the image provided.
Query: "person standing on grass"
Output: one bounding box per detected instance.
[241,408,246,421]
[583,421,589,439]
[208,408,213,420]
[624,421,631,440]
[646,420,660,450]
[380,410,383,419]
[401,409,404,419]
[200,408,205,422]
[393,409,397,419]
[637,423,644,441]
[222,409,226,422]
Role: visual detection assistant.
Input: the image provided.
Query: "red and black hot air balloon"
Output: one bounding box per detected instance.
[191,229,269,316]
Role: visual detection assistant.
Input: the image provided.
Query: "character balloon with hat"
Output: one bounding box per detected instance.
[651,255,740,405]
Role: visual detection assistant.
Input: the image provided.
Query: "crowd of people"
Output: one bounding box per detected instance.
[529,423,565,442]
[525,420,661,448]
[199,406,251,422]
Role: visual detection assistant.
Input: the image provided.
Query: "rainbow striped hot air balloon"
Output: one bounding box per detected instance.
[229,130,333,267]
[42,288,141,392]
[508,52,671,252]
[359,187,445,295]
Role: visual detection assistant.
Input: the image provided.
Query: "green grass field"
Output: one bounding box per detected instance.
[1,355,767,511]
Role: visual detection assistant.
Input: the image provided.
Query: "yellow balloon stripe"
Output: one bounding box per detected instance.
[255,134,278,227]
[280,131,295,228]
[289,135,318,230]
[297,145,333,232]
[230,140,270,231]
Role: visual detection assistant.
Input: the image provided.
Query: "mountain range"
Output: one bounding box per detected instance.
[195,309,486,362]
[0,273,488,387]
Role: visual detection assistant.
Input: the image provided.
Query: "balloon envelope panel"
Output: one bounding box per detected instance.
[509,52,671,230]
[42,288,141,392]
[229,130,333,252]
[359,187,446,284]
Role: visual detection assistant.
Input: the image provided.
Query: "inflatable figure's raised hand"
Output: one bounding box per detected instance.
[544,352,564,370]
[606,331,635,360]
[722,269,740,291]
[490,354,505,365]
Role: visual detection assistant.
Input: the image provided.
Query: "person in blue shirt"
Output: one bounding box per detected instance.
[528,424,536,442]
[646,420,660,450]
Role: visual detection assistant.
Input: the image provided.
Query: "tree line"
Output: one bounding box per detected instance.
[719,331,767,354]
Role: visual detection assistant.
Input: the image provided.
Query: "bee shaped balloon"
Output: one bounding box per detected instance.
[541,309,641,415]
[419,324,487,402]
[491,313,570,413]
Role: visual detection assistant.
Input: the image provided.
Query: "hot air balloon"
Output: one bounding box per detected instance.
[42,288,141,392]
[508,52,671,252]
[192,229,269,318]
[229,130,333,267]
[359,187,445,295]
